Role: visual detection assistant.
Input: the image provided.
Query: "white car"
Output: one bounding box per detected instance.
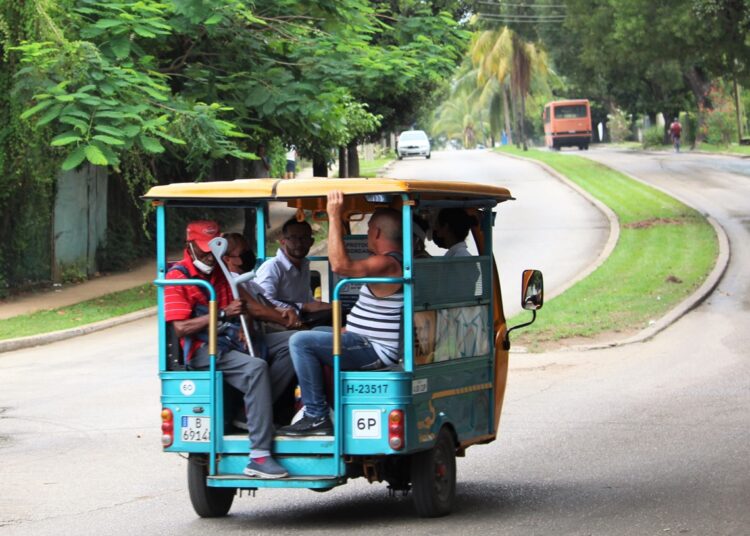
[397,130,431,159]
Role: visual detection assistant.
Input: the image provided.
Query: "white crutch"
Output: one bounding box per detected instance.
[208,237,256,357]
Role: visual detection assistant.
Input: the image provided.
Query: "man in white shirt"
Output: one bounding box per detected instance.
[433,208,475,257]
[285,146,297,178]
[255,218,331,315]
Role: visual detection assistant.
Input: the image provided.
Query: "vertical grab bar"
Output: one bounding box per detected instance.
[332,277,408,475]
[154,279,218,474]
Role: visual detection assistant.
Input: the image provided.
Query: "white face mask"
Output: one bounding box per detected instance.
[189,243,214,275]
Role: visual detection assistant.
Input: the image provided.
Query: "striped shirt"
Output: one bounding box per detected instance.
[346,285,404,365]
[164,251,233,361]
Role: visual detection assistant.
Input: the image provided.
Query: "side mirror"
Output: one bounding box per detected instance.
[521,269,544,310]
[503,269,544,350]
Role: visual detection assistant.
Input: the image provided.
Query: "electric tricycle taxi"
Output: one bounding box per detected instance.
[144,177,544,518]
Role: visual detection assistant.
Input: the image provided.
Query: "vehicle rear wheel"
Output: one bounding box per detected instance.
[398,154,403,160]
[411,427,456,517]
[187,454,235,517]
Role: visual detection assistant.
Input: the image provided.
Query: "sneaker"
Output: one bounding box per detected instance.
[243,456,288,479]
[277,414,333,436]
[231,418,249,431]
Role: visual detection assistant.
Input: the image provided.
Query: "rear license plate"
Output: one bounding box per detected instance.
[352,410,381,439]
[181,416,211,442]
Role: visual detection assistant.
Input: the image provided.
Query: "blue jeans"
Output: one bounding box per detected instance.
[289,327,383,418]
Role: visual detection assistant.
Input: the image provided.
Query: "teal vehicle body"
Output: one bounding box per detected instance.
[144,178,543,517]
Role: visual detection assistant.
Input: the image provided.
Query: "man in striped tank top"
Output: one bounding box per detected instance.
[278,191,403,436]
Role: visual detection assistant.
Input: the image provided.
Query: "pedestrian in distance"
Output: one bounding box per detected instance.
[669,117,682,153]
[285,145,297,179]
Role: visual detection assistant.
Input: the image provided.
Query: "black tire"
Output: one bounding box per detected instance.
[411,428,456,517]
[584,143,590,150]
[398,154,403,160]
[426,153,431,159]
[187,454,235,518]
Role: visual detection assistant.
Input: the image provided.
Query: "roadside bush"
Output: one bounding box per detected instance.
[266,137,287,179]
[703,108,737,145]
[642,126,665,149]
[607,109,632,143]
[698,82,739,145]
[683,111,697,146]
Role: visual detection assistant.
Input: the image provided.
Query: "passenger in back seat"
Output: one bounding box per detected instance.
[278,192,403,437]
[165,221,297,479]
[433,208,477,257]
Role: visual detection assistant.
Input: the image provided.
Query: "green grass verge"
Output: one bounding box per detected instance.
[0,284,156,341]
[357,157,394,178]
[499,146,718,349]
[693,142,750,155]
[610,140,750,155]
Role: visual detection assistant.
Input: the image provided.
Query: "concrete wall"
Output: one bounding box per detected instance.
[53,165,107,281]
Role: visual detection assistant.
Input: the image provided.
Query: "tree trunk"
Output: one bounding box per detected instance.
[512,87,522,149]
[502,85,513,145]
[683,66,712,146]
[520,92,528,151]
[338,146,348,178]
[312,155,328,177]
[347,142,360,178]
[733,72,743,142]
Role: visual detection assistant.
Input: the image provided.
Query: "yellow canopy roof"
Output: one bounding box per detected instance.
[143,177,512,202]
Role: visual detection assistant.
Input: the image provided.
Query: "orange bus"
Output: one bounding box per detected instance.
[543,99,592,150]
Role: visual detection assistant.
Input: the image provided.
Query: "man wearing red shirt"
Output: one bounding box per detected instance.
[669,117,682,153]
[165,220,297,479]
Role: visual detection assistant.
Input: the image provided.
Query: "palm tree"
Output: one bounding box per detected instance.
[471,28,514,145]
[470,27,552,150]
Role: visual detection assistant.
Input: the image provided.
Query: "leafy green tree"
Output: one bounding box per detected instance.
[0,2,62,292]
[692,0,750,141]
[536,0,750,143]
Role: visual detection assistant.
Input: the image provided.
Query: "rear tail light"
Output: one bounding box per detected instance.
[388,410,404,450]
[161,408,173,447]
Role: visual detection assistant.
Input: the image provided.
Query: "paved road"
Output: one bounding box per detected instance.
[2,148,748,535]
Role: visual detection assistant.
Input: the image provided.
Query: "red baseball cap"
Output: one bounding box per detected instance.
[186,220,220,252]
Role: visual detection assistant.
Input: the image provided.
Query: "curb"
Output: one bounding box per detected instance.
[565,168,730,351]
[498,149,730,352]
[495,151,620,302]
[377,160,397,176]
[0,307,157,355]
